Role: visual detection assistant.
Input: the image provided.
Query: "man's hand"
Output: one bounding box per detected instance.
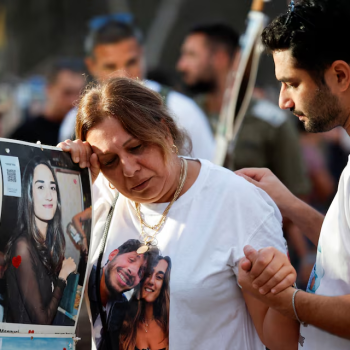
[235,168,297,218]
[239,245,296,295]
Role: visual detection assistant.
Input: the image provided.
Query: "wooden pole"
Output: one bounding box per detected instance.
[251,0,264,12]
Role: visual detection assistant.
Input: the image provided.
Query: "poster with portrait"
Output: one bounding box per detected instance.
[0,138,92,338]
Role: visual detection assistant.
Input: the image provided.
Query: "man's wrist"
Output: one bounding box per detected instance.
[287,196,305,223]
[261,286,296,319]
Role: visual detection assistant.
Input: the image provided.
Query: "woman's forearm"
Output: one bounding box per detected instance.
[263,308,299,350]
[243,291,299,349]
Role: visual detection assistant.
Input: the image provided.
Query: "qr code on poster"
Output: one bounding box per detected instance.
[6,169,16,182]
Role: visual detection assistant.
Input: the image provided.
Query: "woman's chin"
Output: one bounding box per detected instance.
[142,297,155,304]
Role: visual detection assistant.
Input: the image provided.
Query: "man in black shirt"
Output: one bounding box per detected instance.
[10,60,85,146]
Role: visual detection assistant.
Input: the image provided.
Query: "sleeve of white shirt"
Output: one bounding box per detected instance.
[229,182,287,277]
[166,91,215,161]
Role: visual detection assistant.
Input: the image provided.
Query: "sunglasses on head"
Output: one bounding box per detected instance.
[284,0,315,28]
[88,13,134,31]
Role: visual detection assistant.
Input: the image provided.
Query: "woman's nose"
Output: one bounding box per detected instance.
[45,188,53,200]
[147,274,156,286]
[121,156,140,177]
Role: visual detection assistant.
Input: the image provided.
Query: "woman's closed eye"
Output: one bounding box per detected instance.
[129,144,143,153]
[103,156,118,167]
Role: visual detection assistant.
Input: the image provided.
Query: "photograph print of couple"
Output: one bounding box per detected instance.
[89,239,171,350]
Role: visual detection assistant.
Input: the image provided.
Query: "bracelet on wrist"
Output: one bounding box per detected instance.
[292,289,308,327]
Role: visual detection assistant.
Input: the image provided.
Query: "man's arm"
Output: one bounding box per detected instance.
[235,168,324,246]
[239,246,350,340]
[285,196,324,246]
[248,286,350,340]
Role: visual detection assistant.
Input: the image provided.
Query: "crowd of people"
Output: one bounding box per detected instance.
[0,0,350,349]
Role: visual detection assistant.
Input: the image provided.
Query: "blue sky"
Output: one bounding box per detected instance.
[0,337,73,350]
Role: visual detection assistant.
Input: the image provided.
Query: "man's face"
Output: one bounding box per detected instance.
[274,49,343,132]
[105,250,146,297]
[177,33,216,94]
[46,69,85,120]
[86,37,144,82]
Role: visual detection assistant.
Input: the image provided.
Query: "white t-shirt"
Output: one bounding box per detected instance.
[88,159,287,350]
[301,157,350,350]
[58,80,215,161]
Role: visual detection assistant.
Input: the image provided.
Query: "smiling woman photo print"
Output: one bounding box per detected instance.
[120,255,171,350]
[5,156,76,325]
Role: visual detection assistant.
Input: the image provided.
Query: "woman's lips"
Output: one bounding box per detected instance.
[131,178,151,192]
[43,204,53,208]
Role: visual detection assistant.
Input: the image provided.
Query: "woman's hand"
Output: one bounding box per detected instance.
[59,257,77,281]
[235,168,297,219]
[57,139,100,184]
[238,245,296,296]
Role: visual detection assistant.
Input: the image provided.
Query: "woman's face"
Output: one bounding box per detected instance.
[86,118,177,203]
[32,164,58,222]
[141,259,168,303]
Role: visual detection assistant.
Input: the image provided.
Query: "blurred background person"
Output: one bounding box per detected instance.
[9,59,85,146]
[177,23,309,197]
[59,18,215,161]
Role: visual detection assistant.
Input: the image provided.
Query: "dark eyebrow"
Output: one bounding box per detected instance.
[278,77,298,83]
[95,137,135,157]
[35,180,56,185]
[156,271,166,276]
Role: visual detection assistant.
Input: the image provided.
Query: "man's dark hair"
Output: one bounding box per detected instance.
[47,58,85,85]
[116,239,160,274]
[85,21,143,57]
[262,0,350,83]
[188,23,240,60]
[117,239,143,255]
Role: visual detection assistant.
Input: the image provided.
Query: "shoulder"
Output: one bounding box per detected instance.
[167,90,203,115]
[199,160,282,221]
[11,236,32,258]
[250,98,287,128]
[145,80,203,116]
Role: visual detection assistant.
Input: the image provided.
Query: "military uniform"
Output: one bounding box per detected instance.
[196,95,310,196]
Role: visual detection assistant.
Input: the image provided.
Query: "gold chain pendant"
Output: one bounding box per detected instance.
[137,245,149,254]
[135,157,188,248]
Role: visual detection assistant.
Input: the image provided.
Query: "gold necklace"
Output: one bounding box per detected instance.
[135,157,188,254]
[141,316,154,333]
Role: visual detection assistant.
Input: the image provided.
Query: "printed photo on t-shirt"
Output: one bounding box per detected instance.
[88,239,171,350]
[0,139,92,336]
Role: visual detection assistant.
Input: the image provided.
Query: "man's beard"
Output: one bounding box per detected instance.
[105,265,124,300]
[292,83,343,133]
[184,79,216,94]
